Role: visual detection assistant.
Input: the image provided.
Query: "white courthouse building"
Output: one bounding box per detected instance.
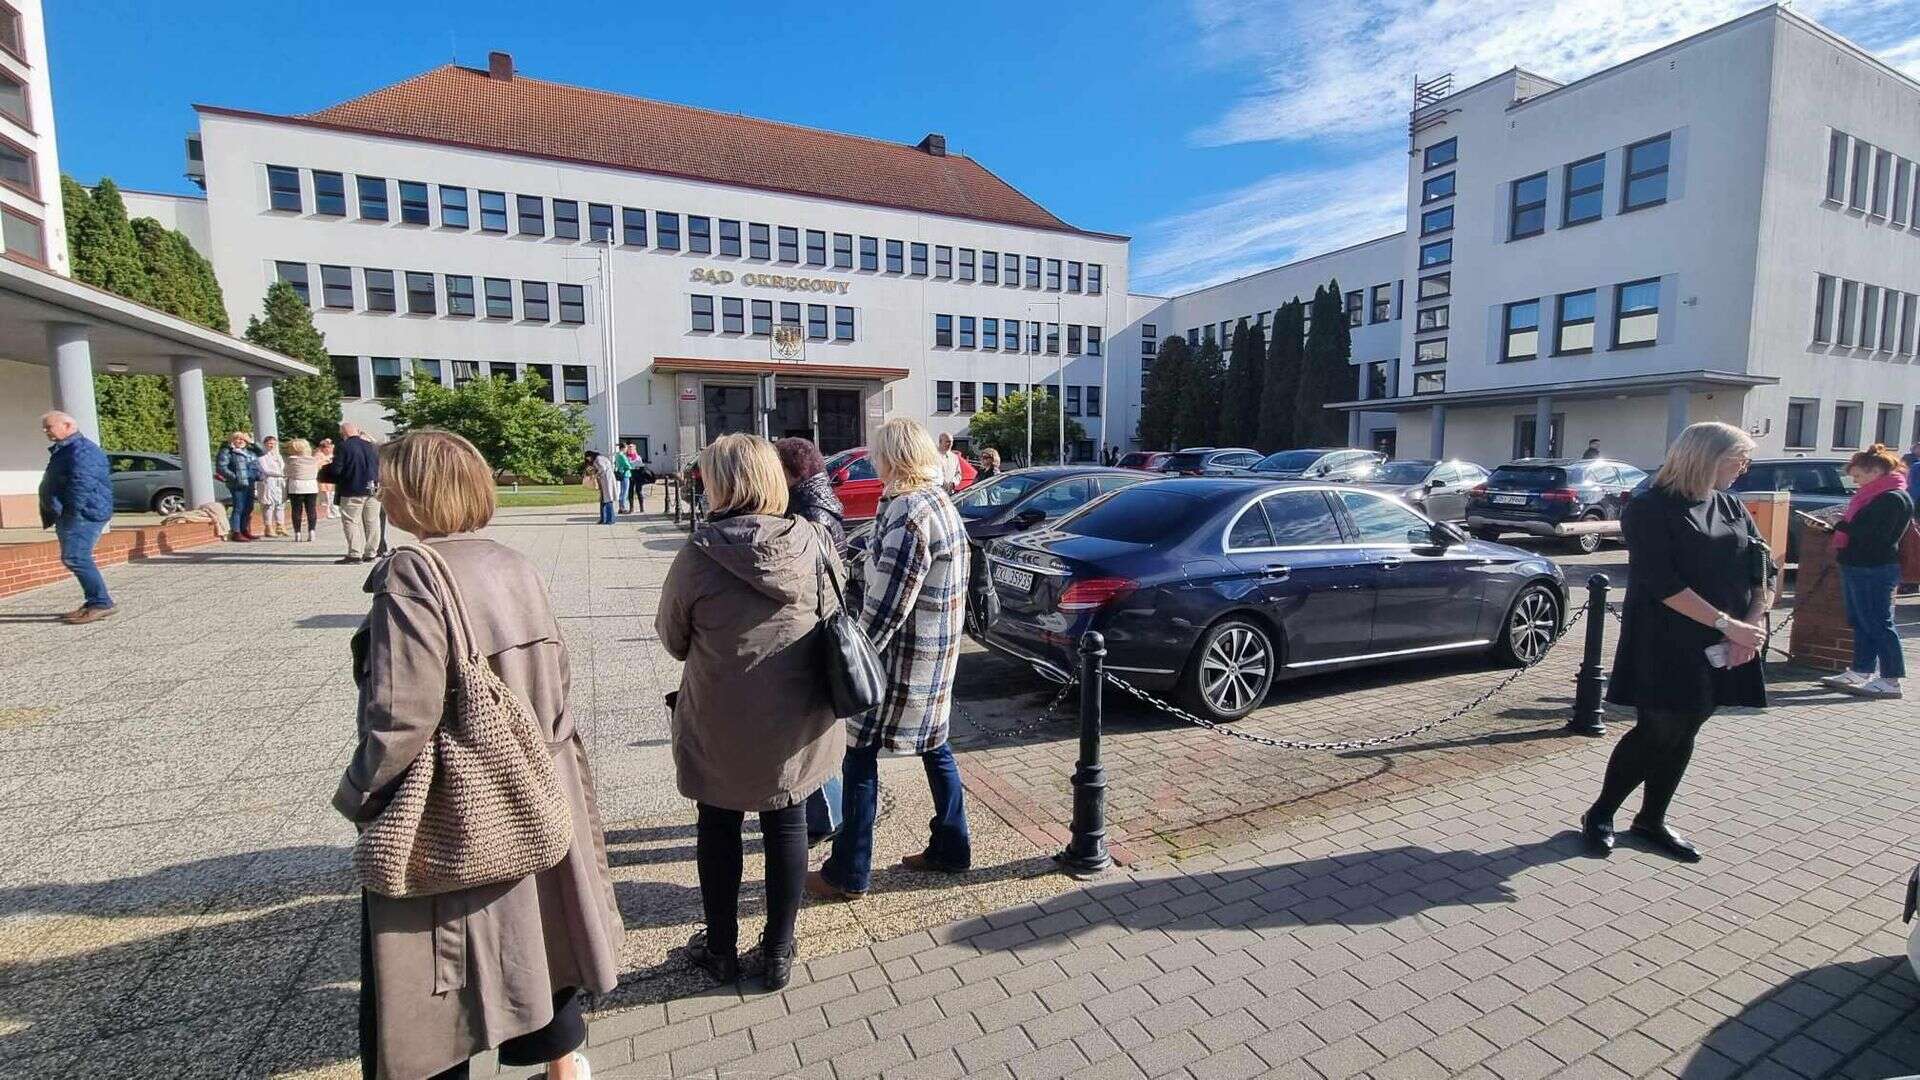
[133,53,1134,467]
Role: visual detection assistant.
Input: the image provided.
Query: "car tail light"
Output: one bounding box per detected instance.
[1058,577,1136,611]
[1541,488,1578,504]
[1469,484,1488,500]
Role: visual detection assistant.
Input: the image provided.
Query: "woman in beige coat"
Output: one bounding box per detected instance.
[657,433,842,991]
[337,430,622,1080]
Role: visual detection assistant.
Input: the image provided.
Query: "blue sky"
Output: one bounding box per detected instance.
[47,0,1920,296]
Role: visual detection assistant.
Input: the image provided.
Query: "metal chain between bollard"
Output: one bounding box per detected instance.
[956,682,1076,742]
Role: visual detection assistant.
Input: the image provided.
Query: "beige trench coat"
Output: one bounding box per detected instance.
[337,537,623,1080]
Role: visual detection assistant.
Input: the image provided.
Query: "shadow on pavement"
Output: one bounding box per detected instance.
[1676,956,1920,1078]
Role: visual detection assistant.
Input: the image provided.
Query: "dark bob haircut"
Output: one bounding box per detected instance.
[774,437,826,480]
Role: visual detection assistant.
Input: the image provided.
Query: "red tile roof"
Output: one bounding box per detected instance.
[221,63,1113,238]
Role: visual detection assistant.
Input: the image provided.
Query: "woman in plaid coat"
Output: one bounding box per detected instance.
[808,419,972,899]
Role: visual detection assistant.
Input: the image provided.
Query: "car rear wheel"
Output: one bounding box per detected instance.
[1182,617,1277,723]
[1493,584,1561,667]
[1568,511,1605,554]
[152,490,186,515]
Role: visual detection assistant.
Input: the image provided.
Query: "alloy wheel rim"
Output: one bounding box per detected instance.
[1200,626,1271,714]
[1509,590,1558,664]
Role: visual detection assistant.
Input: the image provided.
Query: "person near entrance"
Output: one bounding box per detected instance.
[584,451,618,524]
[38,411,115,624]
[809,418,972,901]
[611,445,633,513]
[327,423,382,563]
[1582,438,1603,459]
[1815,444,1911,699]
[216,432,260,541]
[935,431,963,494]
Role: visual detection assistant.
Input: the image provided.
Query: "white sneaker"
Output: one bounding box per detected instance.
[1822,669,1873,689]
[1850,677,1903,699]
[547,1051,591,1080]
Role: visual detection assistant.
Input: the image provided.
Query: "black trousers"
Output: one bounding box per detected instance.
[359,896,586,1080]
[1590,706,1713,826]
[289,492,317,533]
[696,801,808,955]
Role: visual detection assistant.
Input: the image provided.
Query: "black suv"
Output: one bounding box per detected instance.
[1466,458,1648,553]
[1730,458,1854,561]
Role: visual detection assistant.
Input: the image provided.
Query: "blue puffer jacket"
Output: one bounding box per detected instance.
[39,433,113,525]
[216,445,259,488]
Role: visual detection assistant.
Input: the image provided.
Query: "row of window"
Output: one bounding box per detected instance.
[330,356,590,404]
[687,294,858,341]
[263,166,1105,292]
[1177,283,1401,354]
[932,380,1102,417]
[275,261,588,324]
[1812,274,1920,355]
[1415,131,1461,391]
[1497,279,1661,363]
[1824,130,1920,230]
[1783,398,1912,452]
[933,315,1103,356]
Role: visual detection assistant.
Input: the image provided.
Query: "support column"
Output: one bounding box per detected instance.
[1533,395,1553,458]
[1428,404,1447,459]
[170,356,216,510]
[246,376,278,441]
[1666,385,1690,446]
[47,323,101,444]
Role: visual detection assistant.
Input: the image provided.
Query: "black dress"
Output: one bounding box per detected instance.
[1606,487,1772,713]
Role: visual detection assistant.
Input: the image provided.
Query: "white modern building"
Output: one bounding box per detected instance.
[134,53,1134,467]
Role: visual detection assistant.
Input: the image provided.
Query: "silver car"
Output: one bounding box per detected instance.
[107,451,231,514]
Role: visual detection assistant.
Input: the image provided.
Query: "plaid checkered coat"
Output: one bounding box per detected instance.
[849,486,970,754]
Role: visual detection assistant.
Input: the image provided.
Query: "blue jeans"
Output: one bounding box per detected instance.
[55,517,111,609]
[805,773,844,839]
[228,484,254,535]
[1842,562,1904,678]
[821,741,970,894]
[599,501,615,525]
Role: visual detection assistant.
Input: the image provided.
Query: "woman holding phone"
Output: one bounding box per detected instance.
[1584,422,1774,863]
[1816,444,1911,699]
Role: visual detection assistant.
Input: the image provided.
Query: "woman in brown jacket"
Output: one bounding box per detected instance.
[338,430,623,1080]
[657,433,843,991]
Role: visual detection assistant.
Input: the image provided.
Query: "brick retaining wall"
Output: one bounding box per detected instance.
[0,515,240,600]
[1787,527,1851,671]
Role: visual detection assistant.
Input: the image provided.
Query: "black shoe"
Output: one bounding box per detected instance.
[754,935,797,991]
[1581,811,1615,855]
[685,930,739,984]
[361,554,378,563]
[335,556,362,565]
[1630,821,1702,863]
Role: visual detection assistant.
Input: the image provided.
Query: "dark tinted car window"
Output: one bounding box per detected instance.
[844,456,876,481]
[1227,501,1274,548]
[1489,466,1566,489]
[955,473,1042,518]
[1372,462,1433,485]
[1262,490,1345,545]
[1162,452,1211,472]
[1057,489,1197,543]
[1584,465,1617,484]
[1218,452,1260,468]
[1339,490,1428,542]
[1026,478,1093,516]
[1616,465,1647,487]
[1254,450,1323,473]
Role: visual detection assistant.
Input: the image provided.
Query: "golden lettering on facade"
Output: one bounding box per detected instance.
[690,267,850,293]
[689,268,735,285]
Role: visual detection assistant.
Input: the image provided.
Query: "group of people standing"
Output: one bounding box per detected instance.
[211,423,383,561]
[583,443,657,524]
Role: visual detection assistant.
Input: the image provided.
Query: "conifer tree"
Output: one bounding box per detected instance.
[1258,301,1304,452]
[245,280,343,445]
[1297,280,1353,446]
[1138,335,1190,451]
[68,178,152,303]
[1221,319,1266,448]
[1175,338,1225,448]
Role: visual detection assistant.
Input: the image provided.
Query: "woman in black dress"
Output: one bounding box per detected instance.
[1585,421,1775,862]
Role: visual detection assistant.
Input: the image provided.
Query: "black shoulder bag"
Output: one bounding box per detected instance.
[815,543,885,718]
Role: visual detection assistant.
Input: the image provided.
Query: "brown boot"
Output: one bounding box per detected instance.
[803,870,865,902]
[63,606,115,625]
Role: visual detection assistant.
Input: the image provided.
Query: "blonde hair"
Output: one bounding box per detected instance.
[871,417,942,494]
[701,434,789,516]
[378,429,496,537]
[284,438,312,456]
[981,448,1001,470]
[1653,421,1755,501]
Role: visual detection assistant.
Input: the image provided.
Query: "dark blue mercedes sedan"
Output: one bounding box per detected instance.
[974,478,1567,722]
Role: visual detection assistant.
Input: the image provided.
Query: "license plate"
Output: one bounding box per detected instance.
[1492,494,1528,506]
[992,565,1034,592]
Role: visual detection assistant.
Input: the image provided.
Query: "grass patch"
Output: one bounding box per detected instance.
[496,484,602,508]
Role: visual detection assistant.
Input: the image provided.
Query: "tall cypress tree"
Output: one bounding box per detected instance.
[1258,301,1305,452]
[1139,335,1190,451]
[61,176,90,257]
[1175,338,1225,448]
[246,280,343,445]
[1297,283,1349,446]
[69,178,152,303]
[1221,319,1265,448]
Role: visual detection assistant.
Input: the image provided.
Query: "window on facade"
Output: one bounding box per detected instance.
[1811,274,1837,343]
[835,306,855,340]
[982,383,999,409]
[656,212,680,251]
[266,166,301,212]
[1613,279,1660,346]
[1502,300,1540,361]
[1418,273,1450,301]
[1622,134,1671,211]
[1088,326,1102,356]
[885,239,903,273]
[934,313,953,347]
[1065,261,1082,292]
[312,171,345,216]
[778,302,800,329]
[1369,284,1392,323]
[1785,400,1816,448]
[1028,321,1042,352]
[720,297,744,333]
[357,176,388,220]
[523,281,550,321]
[371,357,404,398]
[1415,338,1447,365]
[402,272,434,314]
[806,230,826,266]
[1509,173,1547,239]
[1421,172,1455,204]
[621,207,647,246]
[981,317,999,350]
[1026,256,1041,288]
[1343,290,1363,327]
[1064,385,1081,416]
[833,232,852,269]
[958,381,976,413]
[450,361,480,387]
[1860,286,1882,350]
[1871,149,1892,217]
[778,227,800,263]
[318,264,352,309]
[399,181,430,225]
[1046,323,1061,354]
[275,261,310,304]
[0,69,26,127]
[958,248,976,282]
[750,299,772,335]
[1424,138,1457,170]
[690,294,714,331]
[1365,361,1391,400]
[1877,404,1903,445]
[1421,205,1454,237]
[910,242,928,276]
[439,186,468,227]
[807,304,828,340]
[558,284,585,324]
[551,200,580,240]
[1419,240,1452,268]
[980,251,999,285]
[859,235,879,270]
[1416,305,1448,333]
[1414,370,1446,395]
[1066,324,1082,353]
[1141,323,1157,357]
[1186,328,1199,347]
[1832,401,1862,448]
[479,191,508,232]
[1000,253,1018,287]
[686,215,711,254]
[716,219,741,256]
[1894,160,1913,227]
[959,316,976,348]
[1089,263,1104,295]
[483,277,512,318]
[1044,259,1062,290]
[1563,155,1604,225]
[563,366,589,404]
[365,269,397,312]
[935,381,954,412]
[1903,294,1919,355]
[1826,132,1850,203]
[1556,290,1596,354]
[331,356,361,397]
[1836,280,1857,346]
[514,194,542,235]
[935,246,952,278]
[410,359,443,389]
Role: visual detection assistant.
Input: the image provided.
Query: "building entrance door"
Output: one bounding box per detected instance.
[817,389,862,453]
[774,387,812,441]
[704,385,754,443]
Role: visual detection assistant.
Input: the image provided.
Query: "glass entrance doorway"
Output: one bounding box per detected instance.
[704,385,754,441]
[773,388,812,440]
[817,389,862,453]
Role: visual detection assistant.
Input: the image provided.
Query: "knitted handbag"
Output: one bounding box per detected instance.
[352,542,574,898]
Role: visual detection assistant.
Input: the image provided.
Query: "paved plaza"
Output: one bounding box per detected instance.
[0,507,1913,1078]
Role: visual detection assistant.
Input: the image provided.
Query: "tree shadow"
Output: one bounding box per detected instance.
[1676,956,1920,1077]
[294,613,366,629]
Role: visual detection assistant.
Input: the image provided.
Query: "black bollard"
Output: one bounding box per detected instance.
[1568,573,1609,736]
[1057,632,1114,876]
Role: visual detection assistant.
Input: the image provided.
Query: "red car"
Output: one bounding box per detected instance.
[826,447,977,520]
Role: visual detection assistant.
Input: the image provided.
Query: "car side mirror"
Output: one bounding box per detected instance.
[1014,508,1046,528]
[1426,479,1442,491]
[1413,523,1456,548]
[832,469,848,484]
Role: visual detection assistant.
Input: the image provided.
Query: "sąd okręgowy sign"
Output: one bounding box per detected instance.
[689,267,850,294]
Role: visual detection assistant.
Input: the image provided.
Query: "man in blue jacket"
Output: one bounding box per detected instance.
[37,411,115,623]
